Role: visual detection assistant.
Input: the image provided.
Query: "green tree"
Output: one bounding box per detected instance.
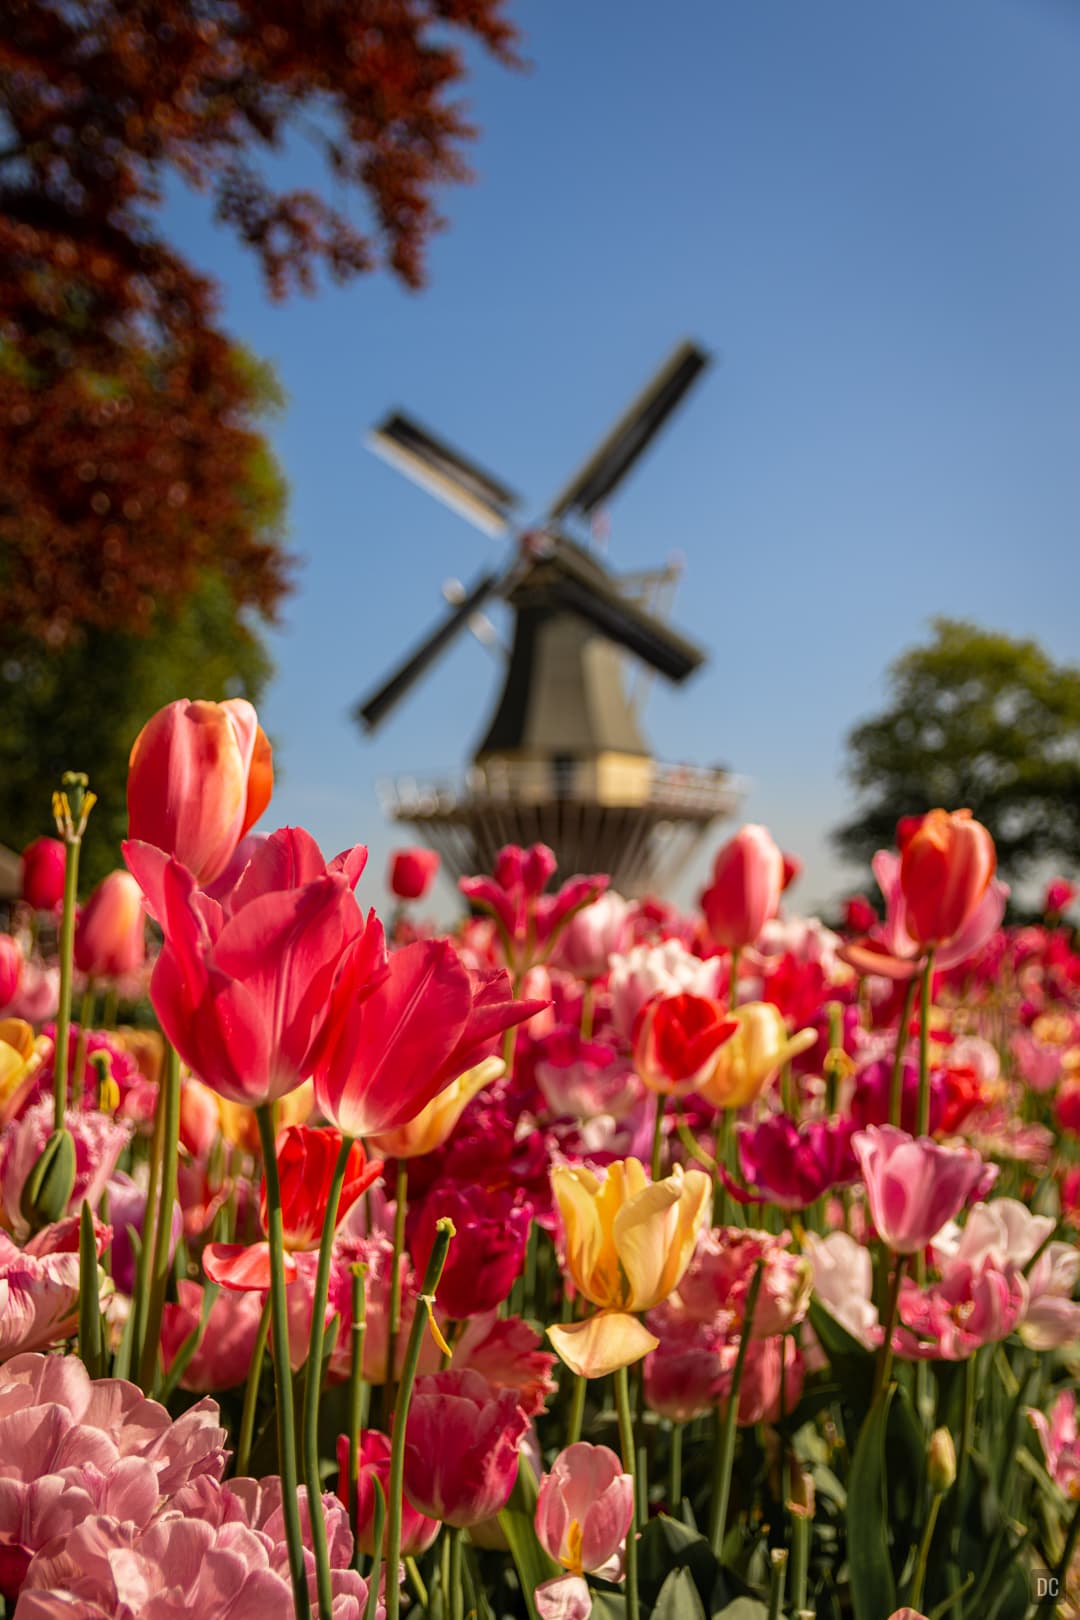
[833,618,1080,880]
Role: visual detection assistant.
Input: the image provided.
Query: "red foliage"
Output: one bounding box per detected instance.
[0,0,520,642]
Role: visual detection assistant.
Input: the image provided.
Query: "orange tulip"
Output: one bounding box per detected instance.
[127,699,273,885]
[899,808,996,949]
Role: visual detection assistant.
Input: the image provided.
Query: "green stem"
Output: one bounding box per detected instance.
[1037,1498,1080,1619]
[131,1091,164,1368]
[872,1253,907,1403]
[614,1363,640,1620]
[567,1372,587,1446]
[73,983,95,1106]
[650,1091,666,1182]
[448,1525,464,1620]
[789,1509,809,1611]
[916,950,936,1137]
[386,1161,408,1395]
[709,1260,765,1557]
[365,1479,386,1620]
[138,1043,181,1393]
[669,1422,683,1508]
[303,1135,355,1620]
[909,1491,943,1613]
[53,835,81,1127]
[256,1104,312,1620]
[348,1264,369,1565]
[385,1217,455,1620]
[767,1548,788,1620]
[889,974,918,1127]
[236,1293,272,1478]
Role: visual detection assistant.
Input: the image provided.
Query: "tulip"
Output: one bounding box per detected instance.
[677,1228,813,1338]
[390,847,440,901]
[780,852,802,891]
[1044,877,1077,916]
[1029,1391,1080,1500]
[449,1312,558,1418]
[899,808,996,950]
[547,1157,711,1378]
[737,1114,857,1209]
[894,1261,1026,1360]
[632,992,738,1096]
[555,892,634,981]
[315,937,545,1142]
[403,1368,530,1527]
[20,838,66,912]
[701,825,784,951]
[840,847,1008,981]
[124,840,374,1107]
[460,843,608,972]
[0,938,22,1012]
[608,940,722,1041]
[411,1182,531,1319]
[0,1018,50,1122]
[535,1443,634,1576]
[106,1171,182,1296]
[804,1231,882,1349]
[852,1125,987,1255]
[842,894,878,934]
[126,697,273,886]
[697,1002,817,1111]
[73,870,146,980]
[368,1058,503,1160]
[336,1429,439,1556]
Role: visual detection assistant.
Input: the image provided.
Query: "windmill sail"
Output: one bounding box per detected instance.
[354,570,502,731]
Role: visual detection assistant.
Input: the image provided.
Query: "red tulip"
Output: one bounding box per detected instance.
[632,992,738,1096]
[127,698,273,886]
[780,852,802,892]
[124,831,378,1107]
[336,1429,439,1557]
[403,1368,529,1527]
[74,871,146,980]
[259,1124,382,1251]
[411,1183,531,1319]
[701,825,784,950]
[1045,878,1077,916]
[390,847,440,901]
[20,838,66,912]
[842,894,879,935]
[899,808,996,949]
[312,938,547,1141]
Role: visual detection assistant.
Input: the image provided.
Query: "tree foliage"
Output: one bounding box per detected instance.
[0,0,519,643]
[0,572,276,885]
[834,618,1080,880]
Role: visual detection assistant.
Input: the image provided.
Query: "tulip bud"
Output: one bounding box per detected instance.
[389,847,440,902]
[20,837,66,911]
[927,1427,957,1493]
[701,824,784,950]
[20,1126,76,1232]
[74,870,146,980]
[899,808,996,949]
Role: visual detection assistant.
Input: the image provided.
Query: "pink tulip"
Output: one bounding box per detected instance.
[535,1575,593,1620]
[1030,1390,1080,1499]
[336,1428,439,1557]
[0,936,21,1011]
[840,849,1008,981]
[126,697,274,886]
[643,1314,727,1421]
[535,1443,634,1578]
[894,1261,1026,1360]
[721,1332,804,1426]
[160,1281,265,1392]
[313,937,546,1140]
[555,892,634,980]
[403,1368,529,1527]
[19,839,66,912]
[0,1100,129,1239]
[390,846,440,901]
[74,869,146,980]
[534,1026,641,1122]
[701,825,784,951]
[124,833,377,1107]
[804,1231,883,1350]
[852,1125,987,1255]
[608,940,721,1040]
[1044,877,1077,916]
[448,1312,558,1418]
[676,1228,813,1338]
[0,1215,109,1361]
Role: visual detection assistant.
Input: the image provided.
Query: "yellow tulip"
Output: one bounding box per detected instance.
[697,1002,817,1110]
[218,1079,314,1156]
[548,1156,710,1378]
[0,1019,51,1124]
[367,1057,503,1160]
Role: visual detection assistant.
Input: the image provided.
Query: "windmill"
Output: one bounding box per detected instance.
[356,340,741,894]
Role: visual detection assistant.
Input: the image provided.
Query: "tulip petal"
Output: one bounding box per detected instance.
[203,1242,296,1291]
[611,1177,685,1308]
[548,1313,659,1378]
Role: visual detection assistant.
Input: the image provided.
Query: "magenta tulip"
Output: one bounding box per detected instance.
[403,1368,529,1527]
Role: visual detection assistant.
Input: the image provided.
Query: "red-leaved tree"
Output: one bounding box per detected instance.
[0,0,520,643]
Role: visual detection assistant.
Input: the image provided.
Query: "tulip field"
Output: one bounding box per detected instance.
[2,700,1080,1620]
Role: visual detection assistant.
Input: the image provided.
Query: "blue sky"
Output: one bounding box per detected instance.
[163,0,1080,915]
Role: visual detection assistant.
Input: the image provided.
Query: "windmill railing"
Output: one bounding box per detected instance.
[378,759,744,821]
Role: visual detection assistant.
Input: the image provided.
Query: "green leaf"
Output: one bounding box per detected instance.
[590,1593,627,1620]
[652,1567,706,1620]
[637,1516,718,1614]
[78,1200,104,1379]
[711,1603,770,1620]
[847,1386,898,1620]
[884,1381,924,1562]
[497,1459,561,1620]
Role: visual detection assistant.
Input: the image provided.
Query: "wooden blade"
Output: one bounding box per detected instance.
[368,412,520,537]
[547,340,711,520]
[354,571,502,732]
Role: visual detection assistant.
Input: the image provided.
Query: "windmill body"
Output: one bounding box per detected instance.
[360,343,741,894]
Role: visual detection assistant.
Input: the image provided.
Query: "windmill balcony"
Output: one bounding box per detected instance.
[379,758,742,820]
